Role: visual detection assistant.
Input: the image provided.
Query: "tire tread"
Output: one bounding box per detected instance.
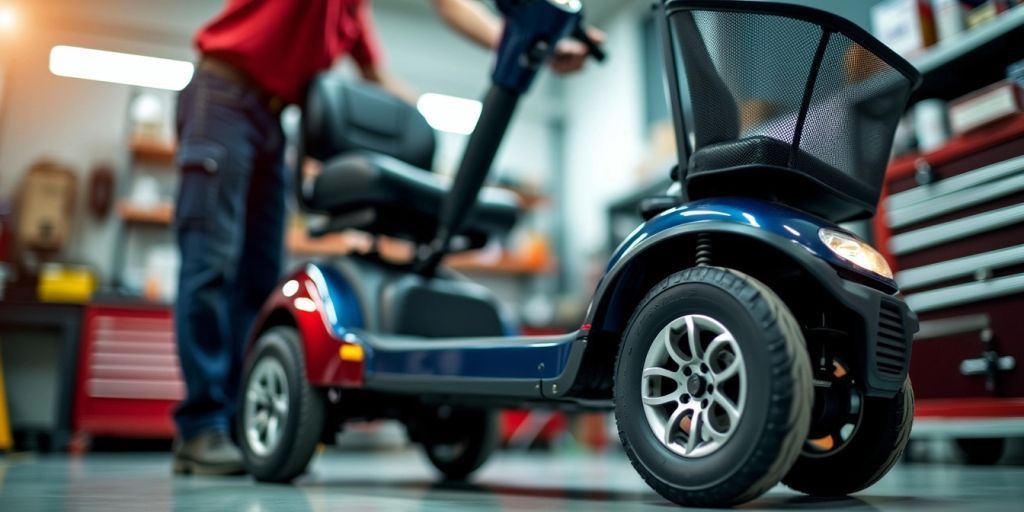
[241,326,325,483]
[615,267,813,507]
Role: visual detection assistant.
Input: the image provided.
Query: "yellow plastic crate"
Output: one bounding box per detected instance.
[37,264,96,304]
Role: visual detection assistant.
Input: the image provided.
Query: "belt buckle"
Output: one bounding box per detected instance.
[268,96,284,113]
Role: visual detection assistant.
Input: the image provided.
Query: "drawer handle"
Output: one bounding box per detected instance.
[959,356,1016,376]
[958,328,1017,393]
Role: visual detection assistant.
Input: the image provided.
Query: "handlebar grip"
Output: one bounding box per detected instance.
[573,25,607,62]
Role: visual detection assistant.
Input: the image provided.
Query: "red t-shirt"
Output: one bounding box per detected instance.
[195,0,383,104]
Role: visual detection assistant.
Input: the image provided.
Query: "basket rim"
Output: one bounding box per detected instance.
[664,0,923,90]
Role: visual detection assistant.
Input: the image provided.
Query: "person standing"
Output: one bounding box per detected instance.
[171,0,600,475]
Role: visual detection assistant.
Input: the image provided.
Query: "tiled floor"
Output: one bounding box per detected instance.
[1,449,1022,511]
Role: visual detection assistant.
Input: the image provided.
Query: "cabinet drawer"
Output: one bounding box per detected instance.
[911,299,1024,400]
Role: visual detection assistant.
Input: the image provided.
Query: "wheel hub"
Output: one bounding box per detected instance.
[803,358,863,457]
[243,357,290,458]
[687,374,707,396]
[640,314,747,458]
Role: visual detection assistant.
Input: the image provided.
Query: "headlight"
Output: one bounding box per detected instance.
[818,228,893,280]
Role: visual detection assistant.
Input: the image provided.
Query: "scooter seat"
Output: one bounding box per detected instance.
[307,150,520,243]
[686,136,877,222]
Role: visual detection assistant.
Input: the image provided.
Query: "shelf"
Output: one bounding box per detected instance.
[118,202,173,225]
[114,201,555,276]
[445,251,555,275]
[908,6,1024,102]
[285,230,365,257]
[911,6,1024,75]
[494,186,550,210]
[131,139,176,165]
[289,229,555,276]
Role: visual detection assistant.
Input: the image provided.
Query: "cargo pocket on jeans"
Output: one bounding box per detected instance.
[174,140,226,231]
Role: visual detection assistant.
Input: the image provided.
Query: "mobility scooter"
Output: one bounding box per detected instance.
[238,0,921,507]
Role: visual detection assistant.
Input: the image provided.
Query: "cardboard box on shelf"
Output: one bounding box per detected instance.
[933,0,967,41]
[965,0,1015,28]
[15,161,77,253]
[949,80,1024,135]
[872,0,938,56]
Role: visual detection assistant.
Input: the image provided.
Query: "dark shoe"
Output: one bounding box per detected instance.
[172,430,246,476]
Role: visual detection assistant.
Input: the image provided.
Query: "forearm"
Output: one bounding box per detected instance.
[431,0,503,50]
[359,65,418,104]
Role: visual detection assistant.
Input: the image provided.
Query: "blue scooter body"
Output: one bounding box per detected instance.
[283,195,914,403]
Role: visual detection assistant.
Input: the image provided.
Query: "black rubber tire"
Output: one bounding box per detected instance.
[238,326,326,483]
[614,267,813,508]
[420,408,499,481]
[784,380,914,496]
[956,437,1005,465]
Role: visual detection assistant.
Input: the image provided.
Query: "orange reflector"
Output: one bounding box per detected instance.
[339,344,364,363]
[809,436,834,451]
[833,362,848,379]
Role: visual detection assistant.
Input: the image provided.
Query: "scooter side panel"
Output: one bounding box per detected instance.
[606,196,877,279]
[588,197,898,328]
[364,334,576,381]
[248,263,368,387]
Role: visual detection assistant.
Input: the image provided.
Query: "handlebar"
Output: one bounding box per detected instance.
[415,0,606,276]
[572,22,606,62]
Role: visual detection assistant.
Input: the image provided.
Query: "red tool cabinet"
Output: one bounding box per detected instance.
[875,115,1024,429]
[73,303,182,442]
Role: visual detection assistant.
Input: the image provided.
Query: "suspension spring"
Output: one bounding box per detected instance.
[696,233,712,266]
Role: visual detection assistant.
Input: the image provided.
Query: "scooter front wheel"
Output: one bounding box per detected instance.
[238,326,326,483]
[614,267,812,507]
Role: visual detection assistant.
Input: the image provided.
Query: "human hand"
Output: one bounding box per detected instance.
[549,26,606,74]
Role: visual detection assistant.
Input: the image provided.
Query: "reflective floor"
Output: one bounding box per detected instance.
[1,449,1023,512]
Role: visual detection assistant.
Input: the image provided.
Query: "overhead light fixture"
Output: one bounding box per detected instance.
[49,45,194,91]
[0,5,16,32]
[417,93,482,135]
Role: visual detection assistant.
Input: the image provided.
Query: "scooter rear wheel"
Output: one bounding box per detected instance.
[418,407,499,481]
[238,326,326,483]
[783,380,913,496]
[614,267,812,507]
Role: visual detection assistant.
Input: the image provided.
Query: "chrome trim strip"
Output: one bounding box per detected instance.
[906,273,1024,313]
[896,245,1024,290]
[914,314,989,341]
[886,155,1024,211]
[887,173,1024,229]
[889,203,1024,255]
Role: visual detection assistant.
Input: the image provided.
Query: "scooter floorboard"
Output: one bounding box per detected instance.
[359,331,582,400]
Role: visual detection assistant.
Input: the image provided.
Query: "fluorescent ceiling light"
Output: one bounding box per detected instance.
[417,93,481,135]
[0,5,17,32]
[49,45,194,91]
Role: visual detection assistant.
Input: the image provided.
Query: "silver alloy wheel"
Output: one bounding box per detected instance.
[244,356,290,457]
[641,314,747,458]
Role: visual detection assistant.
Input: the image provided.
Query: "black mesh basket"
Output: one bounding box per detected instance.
[665,0,921,222]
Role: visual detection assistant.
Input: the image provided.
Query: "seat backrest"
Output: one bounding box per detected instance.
[673,10,740,149]
[303,73,436,171]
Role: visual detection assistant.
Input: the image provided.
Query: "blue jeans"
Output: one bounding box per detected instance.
[172,68,287,440]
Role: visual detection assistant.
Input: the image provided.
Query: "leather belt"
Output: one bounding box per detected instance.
[198,56,286,114]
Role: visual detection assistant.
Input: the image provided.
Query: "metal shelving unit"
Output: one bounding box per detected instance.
[909,6,1024,103]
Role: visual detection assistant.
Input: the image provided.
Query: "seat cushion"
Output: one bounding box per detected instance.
[307,151,519,242]
[686,136,878,222]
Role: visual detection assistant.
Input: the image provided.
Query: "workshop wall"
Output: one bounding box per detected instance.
[0,0,561,288]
